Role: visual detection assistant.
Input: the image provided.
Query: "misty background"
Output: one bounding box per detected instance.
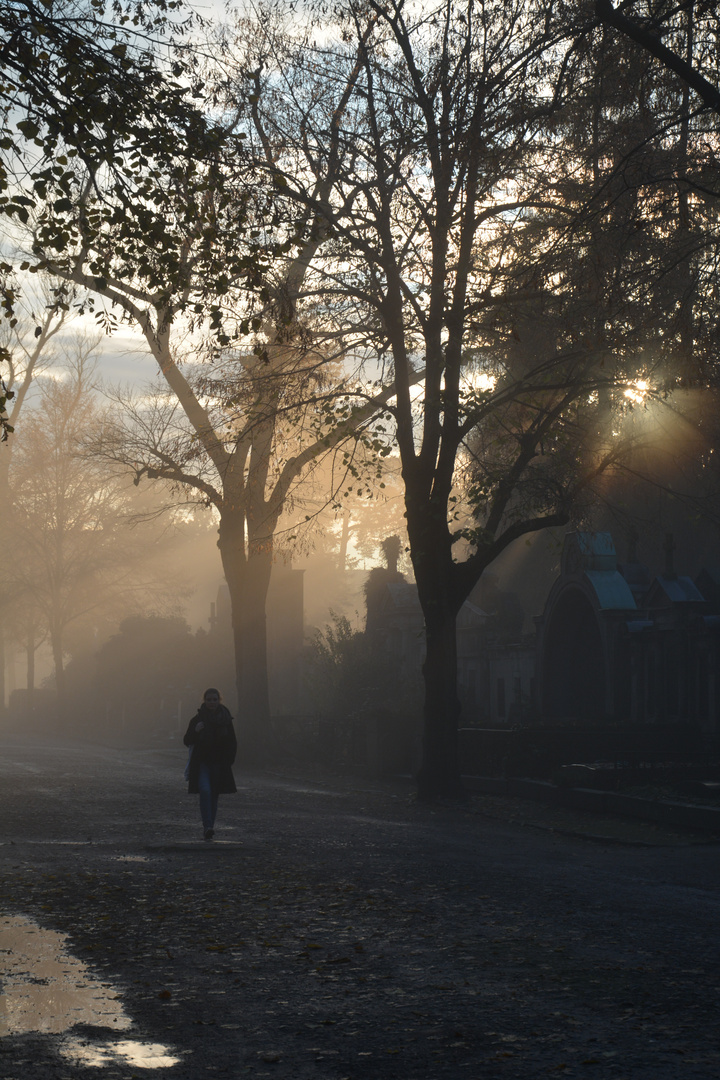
[3,305,716,751]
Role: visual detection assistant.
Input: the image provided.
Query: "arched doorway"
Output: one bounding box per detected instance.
[543,587,605,721]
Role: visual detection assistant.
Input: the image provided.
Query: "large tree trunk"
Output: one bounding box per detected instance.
[217,510,273,765]
[409,502,466,801]
[238,543,273,761]
[415,597,464,802]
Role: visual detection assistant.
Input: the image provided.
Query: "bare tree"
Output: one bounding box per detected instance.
[80,330,400,759]
[36,17,415,760]
[229,0,720,798]
[3,343,182,710]
[0,286,69,709]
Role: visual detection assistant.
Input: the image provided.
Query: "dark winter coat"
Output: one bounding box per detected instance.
[183,704,237,795]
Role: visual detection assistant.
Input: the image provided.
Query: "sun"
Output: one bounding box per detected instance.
[624,378,649,405]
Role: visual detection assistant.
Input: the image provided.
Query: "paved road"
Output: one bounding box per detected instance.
[0,736,719,1079]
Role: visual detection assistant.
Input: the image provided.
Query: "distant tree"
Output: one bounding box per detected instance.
[333,463,409,573]
[0,292,69,706]
[270,446,408,576]
[2,345,180,708]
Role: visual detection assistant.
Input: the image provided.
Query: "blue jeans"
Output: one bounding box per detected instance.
[197,763,219,830]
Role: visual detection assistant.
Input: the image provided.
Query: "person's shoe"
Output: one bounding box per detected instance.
[204,828,214,841]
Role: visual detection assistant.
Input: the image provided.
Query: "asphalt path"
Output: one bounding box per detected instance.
[0,736,719,1080]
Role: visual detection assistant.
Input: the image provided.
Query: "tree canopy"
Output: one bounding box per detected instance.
[0,0,226,437]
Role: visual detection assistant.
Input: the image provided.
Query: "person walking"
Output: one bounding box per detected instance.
[183,688,237,840]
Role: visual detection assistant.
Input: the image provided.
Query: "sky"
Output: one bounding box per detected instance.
[51,314,159,387]
[92,329,158,386]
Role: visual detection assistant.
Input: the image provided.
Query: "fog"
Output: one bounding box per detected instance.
[0,481,370,713]
[0,324,380,732]
[0,369,406,742]
[3,326,720,761]
[3,401,718,752]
